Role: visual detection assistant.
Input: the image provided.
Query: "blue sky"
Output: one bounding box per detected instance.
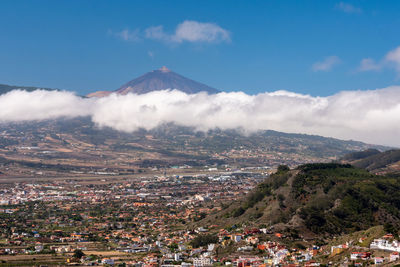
[1,0,400,96]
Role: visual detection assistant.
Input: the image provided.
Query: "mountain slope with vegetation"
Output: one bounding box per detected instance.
[342,149,381,161]
[0,119,389,177]
[205,163,400,238]
[343,149,400,174]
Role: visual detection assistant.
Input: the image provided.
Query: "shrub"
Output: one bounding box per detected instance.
[190,234,218,248]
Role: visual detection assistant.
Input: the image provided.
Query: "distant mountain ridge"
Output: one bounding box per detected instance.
[0,84,57,95]
[87,67,219,97]
[0,118,390,178]
[1,66,219,97]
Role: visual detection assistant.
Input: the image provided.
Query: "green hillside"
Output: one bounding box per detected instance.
[351,149,400,171]
[207,163,400,237]
[342,148,381,161]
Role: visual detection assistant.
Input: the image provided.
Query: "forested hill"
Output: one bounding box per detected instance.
[204,163,400,238]
[343,149,400,174]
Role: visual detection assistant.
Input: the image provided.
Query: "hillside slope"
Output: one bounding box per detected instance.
[204,163,400,238]
[0,119,388,169]
[343,149,400,174]
[0,117,390,178]
[342,149,381,161]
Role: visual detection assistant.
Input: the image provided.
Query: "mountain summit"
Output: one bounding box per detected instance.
[87,67,219,97]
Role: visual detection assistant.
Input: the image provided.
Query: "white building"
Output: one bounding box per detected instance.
[174,253,181,261]
[371,239,400,252]
[193,257,212,267]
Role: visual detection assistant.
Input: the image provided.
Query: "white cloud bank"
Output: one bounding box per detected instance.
[0,90,92,121]
[1,87,400,146]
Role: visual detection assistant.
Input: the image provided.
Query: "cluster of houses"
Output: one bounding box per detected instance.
[1,224,323,266]
[3,169,400,266]
[370,235,400,252]
[330,233,400,265]
[4,224,400,266]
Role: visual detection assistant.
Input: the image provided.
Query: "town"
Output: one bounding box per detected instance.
[1,168,400,266]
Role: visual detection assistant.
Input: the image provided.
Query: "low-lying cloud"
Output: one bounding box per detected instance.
[0,90,91,121]
[1,87,400,146]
